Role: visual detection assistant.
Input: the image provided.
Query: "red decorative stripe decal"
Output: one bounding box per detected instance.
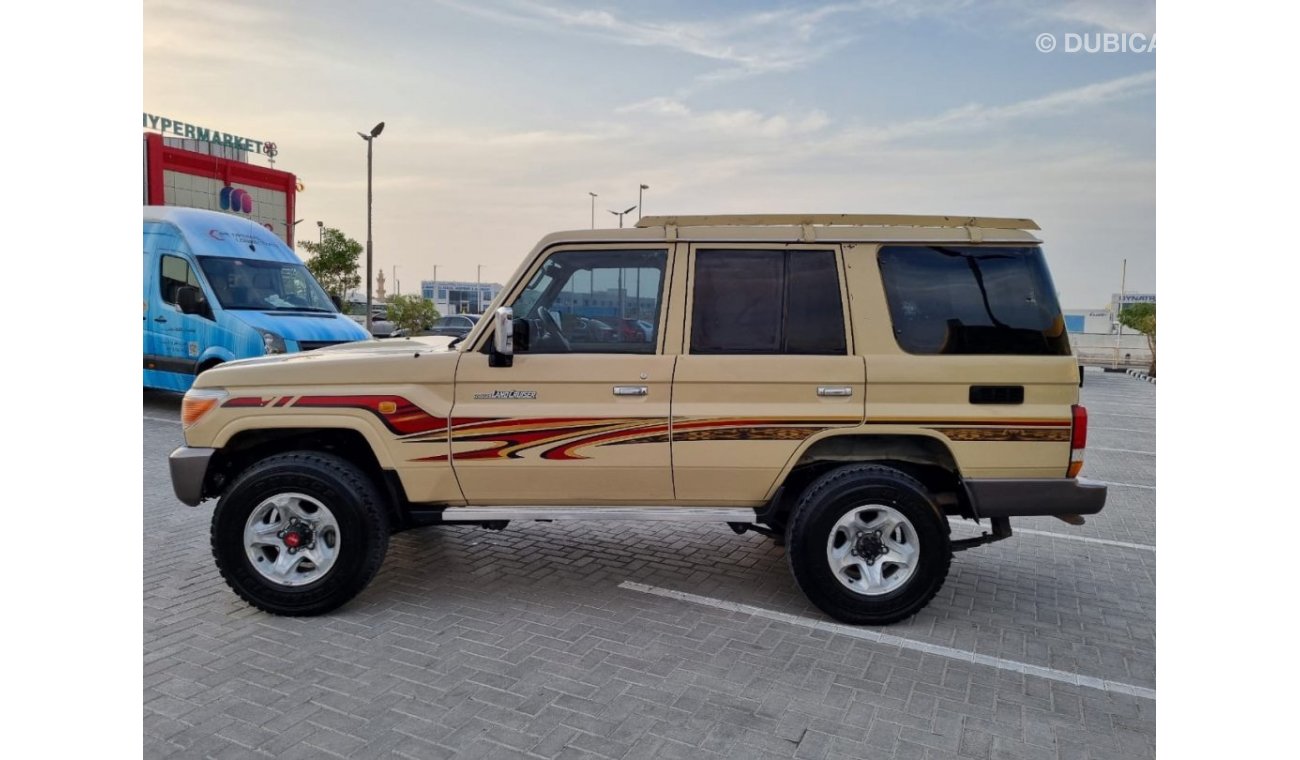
[223,396,272,408]
[292,395,450,436]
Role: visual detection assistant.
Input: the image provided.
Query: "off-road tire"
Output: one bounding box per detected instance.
[786,464,951,625]
[211,451,390,616]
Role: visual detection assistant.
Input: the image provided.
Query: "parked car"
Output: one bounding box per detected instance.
[143,206,369,392]
[421,314,482,339]
[570,317,615,343]
[617,318,654,343]
[171,213,1105,625]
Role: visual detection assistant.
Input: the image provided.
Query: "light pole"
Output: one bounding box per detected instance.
[477,264,484,313]
[588,192,598,229]
[638,184,649,220]
[358,120,385,331]
[316,220,323,244]
[608,205,636,228]
[393,265,400,297]
[431,264,438,310]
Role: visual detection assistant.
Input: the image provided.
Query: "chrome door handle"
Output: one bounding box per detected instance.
[613,386,649,397]
[817,386,853,397]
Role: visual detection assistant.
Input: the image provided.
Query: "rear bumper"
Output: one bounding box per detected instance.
[169,446,216,506]
[965,477,1107,518]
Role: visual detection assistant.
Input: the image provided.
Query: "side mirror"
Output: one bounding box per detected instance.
[176,286,203,315]
[329,293,343,311]
[490,306,514,367]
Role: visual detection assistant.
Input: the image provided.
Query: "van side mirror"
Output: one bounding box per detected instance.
[176,286,204,315]
[489,306,514,367]
[329,293,343,311]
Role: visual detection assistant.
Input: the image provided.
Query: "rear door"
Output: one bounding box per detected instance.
[451,246,676,504]
[672,245,865,504]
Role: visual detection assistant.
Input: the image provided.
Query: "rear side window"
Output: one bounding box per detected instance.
[878,246,1070,356]
[692,249,846,355]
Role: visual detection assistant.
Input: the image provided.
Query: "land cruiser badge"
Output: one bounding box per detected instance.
[474,390,537,400]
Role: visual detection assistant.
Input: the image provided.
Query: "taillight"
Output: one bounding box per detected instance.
[1068,404,1087,478]
[181,388,228,428]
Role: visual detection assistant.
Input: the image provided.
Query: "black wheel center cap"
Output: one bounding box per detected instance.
[855,531,886,562]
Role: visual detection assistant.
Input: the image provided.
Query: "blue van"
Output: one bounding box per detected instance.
[144,206,370,392]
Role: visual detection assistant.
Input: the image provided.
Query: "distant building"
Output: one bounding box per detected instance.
[420,280,503,315]
[1062,292,1154,334]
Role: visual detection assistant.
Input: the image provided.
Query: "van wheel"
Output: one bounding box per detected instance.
[210,451,389,616]
[197,359,223,374]
[786,464,950,626]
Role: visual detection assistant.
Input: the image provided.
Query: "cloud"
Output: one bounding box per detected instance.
[832,70,1155,145]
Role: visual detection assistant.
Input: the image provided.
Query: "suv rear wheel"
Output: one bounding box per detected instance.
[211,451,390,616]
[786,464,951,625]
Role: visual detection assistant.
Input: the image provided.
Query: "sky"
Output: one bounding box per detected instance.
[143,0,1155,306]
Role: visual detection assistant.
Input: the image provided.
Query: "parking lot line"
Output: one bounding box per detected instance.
[1093,479,1156,490]
[619,581,1156,701]
[144,416,181,426]
[1091,446,1156,455]
[1091,425,1154,434]
[951,523,1155,551]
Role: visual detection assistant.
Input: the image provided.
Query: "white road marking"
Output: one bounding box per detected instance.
[619,581,1156,701]
[1094,480,1156,490]
[1091,426,1153,434]
[1090,446,1156,456]
[144,416,181,425]
[951,523,1155,552]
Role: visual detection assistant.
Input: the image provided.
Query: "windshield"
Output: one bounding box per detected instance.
[197,256,337,312]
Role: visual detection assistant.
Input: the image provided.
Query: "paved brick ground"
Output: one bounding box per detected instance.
[143,368,1155,759]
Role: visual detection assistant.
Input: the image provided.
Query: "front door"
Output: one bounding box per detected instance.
[452,246,675,504]
[672,244,866,503]
[145,250,211,390]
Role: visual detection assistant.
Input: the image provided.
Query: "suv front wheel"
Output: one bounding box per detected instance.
[211,451,390,616]
[786,464,951,625]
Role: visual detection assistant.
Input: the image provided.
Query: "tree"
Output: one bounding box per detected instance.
[298,228,362,300]
[1118,302,1156,377]
[387,294,439,336]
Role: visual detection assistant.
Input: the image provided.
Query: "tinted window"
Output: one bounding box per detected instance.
[507,249,667,354]
[878,246,1070,356]
[691,250,846,355]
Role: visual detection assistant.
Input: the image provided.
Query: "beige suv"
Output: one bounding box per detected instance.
[170,214,1105,625]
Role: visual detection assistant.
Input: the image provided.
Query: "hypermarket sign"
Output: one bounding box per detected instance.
[143,112,275,157]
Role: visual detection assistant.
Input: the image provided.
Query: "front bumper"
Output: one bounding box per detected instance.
[169,446,216,506]
[965,477,1107,518]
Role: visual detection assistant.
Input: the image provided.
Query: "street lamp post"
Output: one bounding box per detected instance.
[477,264,483,312]
[431,264,438,310]
[358,121,385,331]
[393,265,400,297]
[638,184,649,220]
[607,205,636,229]
[316,220,323,244]
[588,192,598,229]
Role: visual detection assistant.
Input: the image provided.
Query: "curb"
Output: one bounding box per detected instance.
[1125,368,1156,384]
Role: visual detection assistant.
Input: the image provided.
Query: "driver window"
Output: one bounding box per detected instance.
[159,254,202,307]
[508,249,667,354]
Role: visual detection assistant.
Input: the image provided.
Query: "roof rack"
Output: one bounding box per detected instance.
[635,214,1040,231]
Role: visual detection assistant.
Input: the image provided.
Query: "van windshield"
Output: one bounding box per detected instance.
[197,256,337,312]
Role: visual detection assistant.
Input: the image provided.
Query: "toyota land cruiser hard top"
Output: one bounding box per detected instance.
[170,214,1105,625]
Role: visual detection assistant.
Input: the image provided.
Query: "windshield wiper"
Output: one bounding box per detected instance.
[263,306,334,313]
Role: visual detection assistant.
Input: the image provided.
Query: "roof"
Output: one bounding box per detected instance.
[531,213,1043,249]
[635,214,1039,231]
[143,205,300,262]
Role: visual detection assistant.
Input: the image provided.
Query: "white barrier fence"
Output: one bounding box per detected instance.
[1070,333,1152,368]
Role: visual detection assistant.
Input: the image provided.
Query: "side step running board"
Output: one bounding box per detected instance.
[430,507,760,523]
